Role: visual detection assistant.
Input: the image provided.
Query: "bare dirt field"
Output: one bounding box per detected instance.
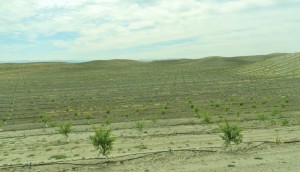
[1,114,299,172]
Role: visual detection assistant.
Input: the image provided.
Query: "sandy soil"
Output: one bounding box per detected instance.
[0,117,299,172]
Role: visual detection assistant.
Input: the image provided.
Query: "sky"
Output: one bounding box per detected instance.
[0,0,300,62]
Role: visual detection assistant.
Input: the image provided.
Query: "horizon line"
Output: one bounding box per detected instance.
[0,52,295,64]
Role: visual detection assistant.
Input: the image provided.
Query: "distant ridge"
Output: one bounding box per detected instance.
[0,52,295,64]
[0,60,87,64]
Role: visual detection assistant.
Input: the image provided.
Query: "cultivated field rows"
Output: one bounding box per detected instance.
[0,116,299,171]
[0,53,300,171]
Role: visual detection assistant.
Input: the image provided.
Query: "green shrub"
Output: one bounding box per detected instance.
[74,112,79,118]
[280,102,287,108]
[257,113,267,121]
[271,108,281,116]
[219,122,243,148]
[40,114,50,127]
[190,104,194,109]
[85,113,92,124]
[85,113,92,120]
[194,108,199,114]
[161,109,166,115]
[261,100,268,105]
[203,113,212,123]
[136,121,145,132]
[281,119,289,126]
[58,121,72,141]
[90,127,115,156]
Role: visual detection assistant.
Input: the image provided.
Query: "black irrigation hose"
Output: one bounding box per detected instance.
[242,140,300,152]
[1,140,299,170]
[0,148,219,170]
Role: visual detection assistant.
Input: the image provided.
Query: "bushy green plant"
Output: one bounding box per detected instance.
[261,100,268,105]
[1,117,7,126]
[219,122,243,148]
[2,112,10,125]
[136,121,145,132]
[190,104,194,109]
[90,127,115,156]
[74,112,79,119]
[271,108,281,116]
[280,102,287,108]
[194,107,199,114]
[161,109,166,115]
[85,113,92,120]
[203,113,212,123]
[40,114,50,127]
[281,119,289,126]
[85,113,92,124]
[257,113,267,121]
[58,121,72,141]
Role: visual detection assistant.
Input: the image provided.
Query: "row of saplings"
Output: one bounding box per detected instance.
[58,121,114,156]
[58,121,242,157]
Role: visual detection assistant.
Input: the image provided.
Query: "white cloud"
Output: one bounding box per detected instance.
[0,0,299,61]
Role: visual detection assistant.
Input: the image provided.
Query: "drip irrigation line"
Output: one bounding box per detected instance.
[0,140,299,170]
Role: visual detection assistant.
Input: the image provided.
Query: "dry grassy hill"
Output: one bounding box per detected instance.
[236,53,300,77]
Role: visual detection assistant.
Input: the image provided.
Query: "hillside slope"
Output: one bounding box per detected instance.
[171,53,287,69]
[235,53,300,77]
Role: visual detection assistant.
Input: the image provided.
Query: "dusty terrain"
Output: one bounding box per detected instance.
[1,53,300,171]
[1,114,299,172]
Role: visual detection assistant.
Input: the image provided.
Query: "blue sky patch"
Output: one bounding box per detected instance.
[37,31,80,41]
